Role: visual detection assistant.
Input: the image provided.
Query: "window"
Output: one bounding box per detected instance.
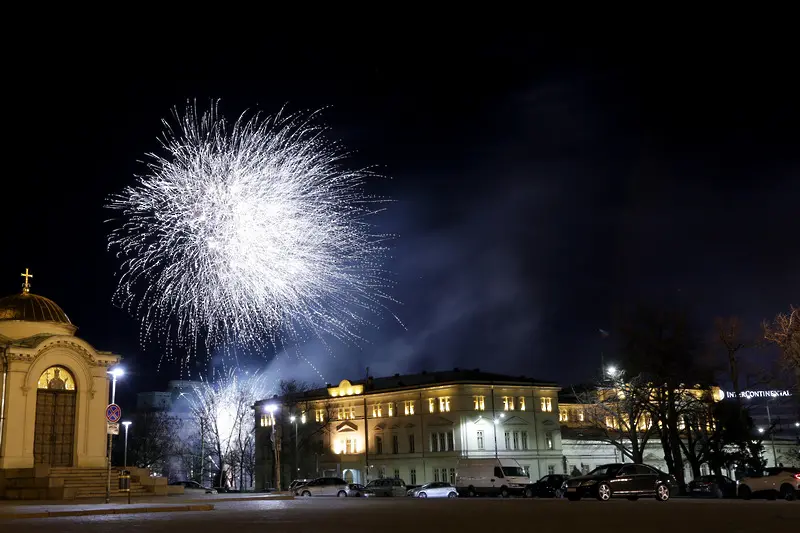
[474,395,485,410]
[548,465,555,475]
[439,397,451,412]
[410,469,417,485]
[409,434,416,453]
[434,468,439,482]
[447,431,454,451]
[477,430,485,450]
[349,406,356,419]
[392,435,399,454]
[449,468,456,484]
[428,398,436,413]
[345,439,353,454]
[430,434,437,452]
[315,409,325,422]
[577,410,585,422]
[504,431,511,449]
[394,469,400,479]
[337,407,345,420]
[519,396,526,411]
[545,432,554,450]
[512,431,520,450]
[376,436,383,455]
[494,466,504,478]
[438,433,446,451]
[540,397,552,412]
[404,400,415,415]
[388,403,394,417]
[559,408,569,422]
[521,432,528,450]
[605,416,615,428]
[503,396,515,411]
[372,404,383,417]
[260,414,274,427]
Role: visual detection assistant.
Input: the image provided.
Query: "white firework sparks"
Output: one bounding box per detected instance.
[107,102,395,359]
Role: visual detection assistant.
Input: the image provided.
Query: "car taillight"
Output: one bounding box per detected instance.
[794,473,800,480]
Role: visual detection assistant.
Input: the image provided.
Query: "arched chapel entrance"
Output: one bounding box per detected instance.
[33,365,77,466]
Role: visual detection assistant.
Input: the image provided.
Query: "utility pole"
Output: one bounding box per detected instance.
[491,384,498,459]
[199,417,205,484]
[274,423,282,491]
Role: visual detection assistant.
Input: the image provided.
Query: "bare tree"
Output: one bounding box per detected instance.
[715,317,759,404]
[763,305,800,375]
[125,410,179,472]
[577,372,656,464]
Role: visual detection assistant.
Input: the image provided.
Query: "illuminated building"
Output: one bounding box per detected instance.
[253,370,562,488]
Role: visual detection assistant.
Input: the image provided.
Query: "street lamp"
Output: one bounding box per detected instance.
[105,367,124,504]
[122,421,132,468]
[108,367,124,404]
[264,404,280,490]
[758,427,765,434]
[289,414,305,480]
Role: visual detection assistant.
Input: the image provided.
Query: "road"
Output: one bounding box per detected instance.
[5,497,798,532]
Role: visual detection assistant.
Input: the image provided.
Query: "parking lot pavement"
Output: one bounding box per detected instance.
[5,495,798,532]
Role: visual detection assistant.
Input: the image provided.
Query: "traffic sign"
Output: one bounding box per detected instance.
[106,403,122,423]
[107,422,119,435]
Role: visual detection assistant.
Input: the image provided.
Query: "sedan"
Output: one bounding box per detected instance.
[407,482,458,498]
[346,483,374,497]
[563,463,676,502]
[169,481,218,494]
[294,477,349,497]
[688,475,737,498]
[525,474,569,498]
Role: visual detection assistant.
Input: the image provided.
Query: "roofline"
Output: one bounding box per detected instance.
[254,377,561,405]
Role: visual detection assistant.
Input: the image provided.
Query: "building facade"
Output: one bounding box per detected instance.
[254,371,563,488]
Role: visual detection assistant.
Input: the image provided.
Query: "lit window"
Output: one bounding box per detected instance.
[477,430,484,450]
[540,397,552,412]
[519,396,526,411]
[300,413,307,424]
[372,404,383,418]
[388,403,394,417]
[337,407,344,420]
[260,414,274,427]
[521,432,528,450]
[559,408,569,422]
[315,409,325,422]
[545,431,554,450]
[503,396,515,411]
[605,416,615,428]
[428,398,436,413]
[345,439,353,454]
[404,400,415,415]
[439,397,451,412]
[474,396,485,411]
[349,406,356,420]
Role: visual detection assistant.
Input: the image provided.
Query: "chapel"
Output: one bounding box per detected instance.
[0,269,123,498]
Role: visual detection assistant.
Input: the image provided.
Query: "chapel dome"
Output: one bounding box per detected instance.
[0,292,72,325]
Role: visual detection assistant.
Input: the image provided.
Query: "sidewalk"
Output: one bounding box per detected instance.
[0,492,294,520]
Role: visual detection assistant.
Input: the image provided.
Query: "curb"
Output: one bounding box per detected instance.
[184,495,294,503]
[0,503,214,520]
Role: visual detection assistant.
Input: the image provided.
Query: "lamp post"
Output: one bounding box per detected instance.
[290,415,305,479]
[606,366,625,463]
[266,404,279,490]
[122,421,132,468]
[105,367,124,504]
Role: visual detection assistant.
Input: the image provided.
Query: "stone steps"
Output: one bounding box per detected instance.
[49,467,150,498]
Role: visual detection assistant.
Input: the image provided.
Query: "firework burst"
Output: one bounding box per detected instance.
[107,102,396,360]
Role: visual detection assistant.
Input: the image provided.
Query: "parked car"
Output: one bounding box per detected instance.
[456,459,529,497]
[366,478,407,497]
[407,482,458,498]
[345,483,373,497]
[738,467,799,501]
[688,475,737,498]
[294,477,349,497]
[563,463,676,502]
[525,474,569,498]
[288,479,312,492]
[169,481,218,494]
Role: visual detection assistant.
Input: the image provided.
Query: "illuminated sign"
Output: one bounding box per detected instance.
[723,390,792,399]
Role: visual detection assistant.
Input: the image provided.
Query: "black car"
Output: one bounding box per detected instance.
[525,474,570,498]
[688,475,737,498]
[563,463,676,502]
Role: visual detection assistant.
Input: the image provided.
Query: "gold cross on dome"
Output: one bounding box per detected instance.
[20,268,33,294]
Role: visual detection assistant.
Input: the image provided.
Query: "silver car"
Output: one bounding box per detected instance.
[407,482,458,498]
[294,477,350,497]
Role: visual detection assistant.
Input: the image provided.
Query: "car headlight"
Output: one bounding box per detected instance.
[581,480,597,486]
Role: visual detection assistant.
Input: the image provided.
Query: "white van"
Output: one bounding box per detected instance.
[456,459,530,497]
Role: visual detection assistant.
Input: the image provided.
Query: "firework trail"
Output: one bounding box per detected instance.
[107,102,396,361]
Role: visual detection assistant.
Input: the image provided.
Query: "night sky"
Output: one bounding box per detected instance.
[4,35,798,403]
